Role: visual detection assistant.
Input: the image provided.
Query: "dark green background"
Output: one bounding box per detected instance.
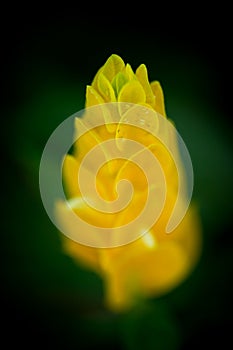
[2,9,233,349]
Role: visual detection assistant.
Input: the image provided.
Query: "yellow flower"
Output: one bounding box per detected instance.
[85,54,166,115]
[58,54,202,312]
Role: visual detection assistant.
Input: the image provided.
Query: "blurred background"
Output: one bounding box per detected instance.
[2,8,233,349]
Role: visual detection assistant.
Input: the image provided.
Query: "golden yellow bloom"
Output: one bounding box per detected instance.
[59,54,202,312]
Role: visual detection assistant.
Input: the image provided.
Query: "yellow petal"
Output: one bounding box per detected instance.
[85,85,105,107]
[55,199,117,258]
[150,81,166,117]
[118,80,146,104]
[71,198,118,228]
[136,64,155,108]
[91,55,125,90]
[111,72,129,96]
[115,124,176,183]
[62,154,80,198]
[55,196,118,239]
[113,190,148,227]
[124,63,136,81]
[73,125,102,162]
[154,204,202,266]
[116,123,153,147]
[73,115,117,161]
[97,72,116,102]
[139,241,189,295]
[103,238,188,311]
[115,156,148,192]
[85,88,118,133]
[90,158,127,202]
[91,66,103,91]
[101,54,125,82]
[62,151,117,202]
